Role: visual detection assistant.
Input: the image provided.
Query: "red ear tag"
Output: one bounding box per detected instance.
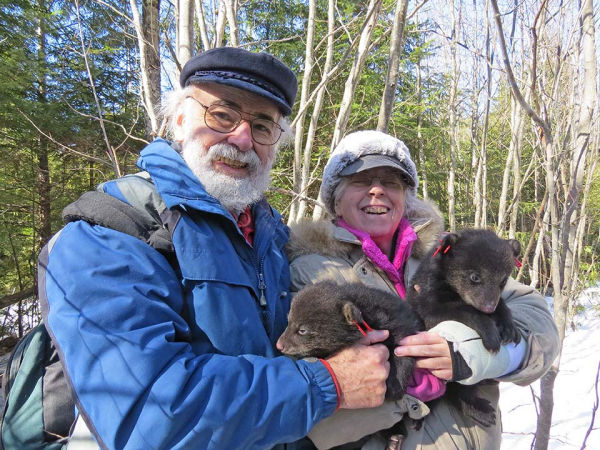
[352,312,374,336]
[515,258,522,268]
[352,320,368,336]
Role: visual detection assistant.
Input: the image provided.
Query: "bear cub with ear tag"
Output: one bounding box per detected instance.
[277,280,423,400]
[406,228,523,426]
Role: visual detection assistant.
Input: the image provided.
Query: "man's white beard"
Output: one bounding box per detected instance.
[181,139,274,214]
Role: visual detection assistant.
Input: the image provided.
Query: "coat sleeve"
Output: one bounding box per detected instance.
[498,278,559,386]
[39,222,338,449]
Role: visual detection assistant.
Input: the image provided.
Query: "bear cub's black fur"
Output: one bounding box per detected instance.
[406,228,522,426]
[277,281,422,400]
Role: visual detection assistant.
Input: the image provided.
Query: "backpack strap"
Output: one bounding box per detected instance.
[61,173,176,262]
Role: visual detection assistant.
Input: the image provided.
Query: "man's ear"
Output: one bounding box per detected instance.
[172,103,187,142]
[342,302,362,325]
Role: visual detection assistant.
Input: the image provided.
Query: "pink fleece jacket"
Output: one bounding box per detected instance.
[336,218,446,402]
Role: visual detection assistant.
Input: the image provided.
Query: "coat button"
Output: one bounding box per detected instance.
[361,267,368,275]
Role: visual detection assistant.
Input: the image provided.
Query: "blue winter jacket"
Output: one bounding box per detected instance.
[39,139,338,449]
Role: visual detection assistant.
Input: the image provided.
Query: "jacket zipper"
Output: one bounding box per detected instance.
[258,263,267,307]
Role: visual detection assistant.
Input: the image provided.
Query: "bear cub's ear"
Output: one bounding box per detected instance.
[507,239,521,257]
[342,302,362,325]
[433,232,458,257]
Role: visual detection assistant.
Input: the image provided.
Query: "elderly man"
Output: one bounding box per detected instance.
[39,47,390,449]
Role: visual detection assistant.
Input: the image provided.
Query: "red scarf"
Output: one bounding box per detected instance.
[235,207,254,245]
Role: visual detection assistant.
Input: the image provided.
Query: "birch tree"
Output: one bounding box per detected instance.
[289,0,316,223]
[177,0,194,65]
[330,0,383,149]
[129,0,161,135]
[295,0,335,220]
[473,1,492,228]
[447,0,461,231]
[194,0,211,50]
[223,0,238,47]
[376,0,408,132]
[564,0,597,292]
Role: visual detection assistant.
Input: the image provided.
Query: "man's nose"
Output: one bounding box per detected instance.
[226,120,254,152]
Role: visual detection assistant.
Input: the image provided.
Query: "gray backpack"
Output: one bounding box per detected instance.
[0,173,176,449]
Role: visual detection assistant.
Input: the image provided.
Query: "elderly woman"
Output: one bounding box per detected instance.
[288,130,559,449]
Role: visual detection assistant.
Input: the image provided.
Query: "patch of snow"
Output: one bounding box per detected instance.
[500,286,600,449]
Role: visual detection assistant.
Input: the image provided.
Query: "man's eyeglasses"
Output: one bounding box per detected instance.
[185,96,283,145]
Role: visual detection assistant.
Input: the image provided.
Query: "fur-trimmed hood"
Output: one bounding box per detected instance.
[287,197,444,262]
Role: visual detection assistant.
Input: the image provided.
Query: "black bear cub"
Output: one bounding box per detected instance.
[277,280,422,400]
[406,228,522,425]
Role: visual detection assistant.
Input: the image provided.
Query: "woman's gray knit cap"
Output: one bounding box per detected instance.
[320,130,419,216]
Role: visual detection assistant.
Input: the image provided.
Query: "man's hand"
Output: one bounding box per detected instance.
[394,332,453,381]
[325,329,390,409]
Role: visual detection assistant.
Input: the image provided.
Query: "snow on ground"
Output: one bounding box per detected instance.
[501,287,600,449]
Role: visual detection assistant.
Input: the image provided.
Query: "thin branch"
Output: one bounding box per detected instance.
[0,287,35,310]
[268,187,324,208]
[74,0,121,177]
[16,108,113,167]
[61,99,149,147]
[406,0,429,21]
[489,0,550,138]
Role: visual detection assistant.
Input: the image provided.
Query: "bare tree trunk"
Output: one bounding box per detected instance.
[214,0,226,48]
[298,0,335,221]
[194,0,211,50]
[376,0,408,132]
[497,93,519,234]
[447,0,461,231]
[529,204,548,288]
[564,0,597,293]
[223,0,238,46]
[331,0,382,148]
[36,1,51,249]
[177,0,194,65]
[311,0,382,221]
[416,41,428,199]
[507,96,524,238]
[289,0,316,224]
[535,367,558,450]
[475,4,492,228]
[498,5,527,236]
[130,0,161,136]
[490,2,563,447]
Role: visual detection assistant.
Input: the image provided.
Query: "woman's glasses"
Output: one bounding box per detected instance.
[347,173,406,190]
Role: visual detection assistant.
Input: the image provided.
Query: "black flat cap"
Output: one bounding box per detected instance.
[179,47,297,116]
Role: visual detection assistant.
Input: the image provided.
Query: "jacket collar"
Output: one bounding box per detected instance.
[137,139,224,212]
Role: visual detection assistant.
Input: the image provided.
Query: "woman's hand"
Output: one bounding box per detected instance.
[394,331,453,381]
